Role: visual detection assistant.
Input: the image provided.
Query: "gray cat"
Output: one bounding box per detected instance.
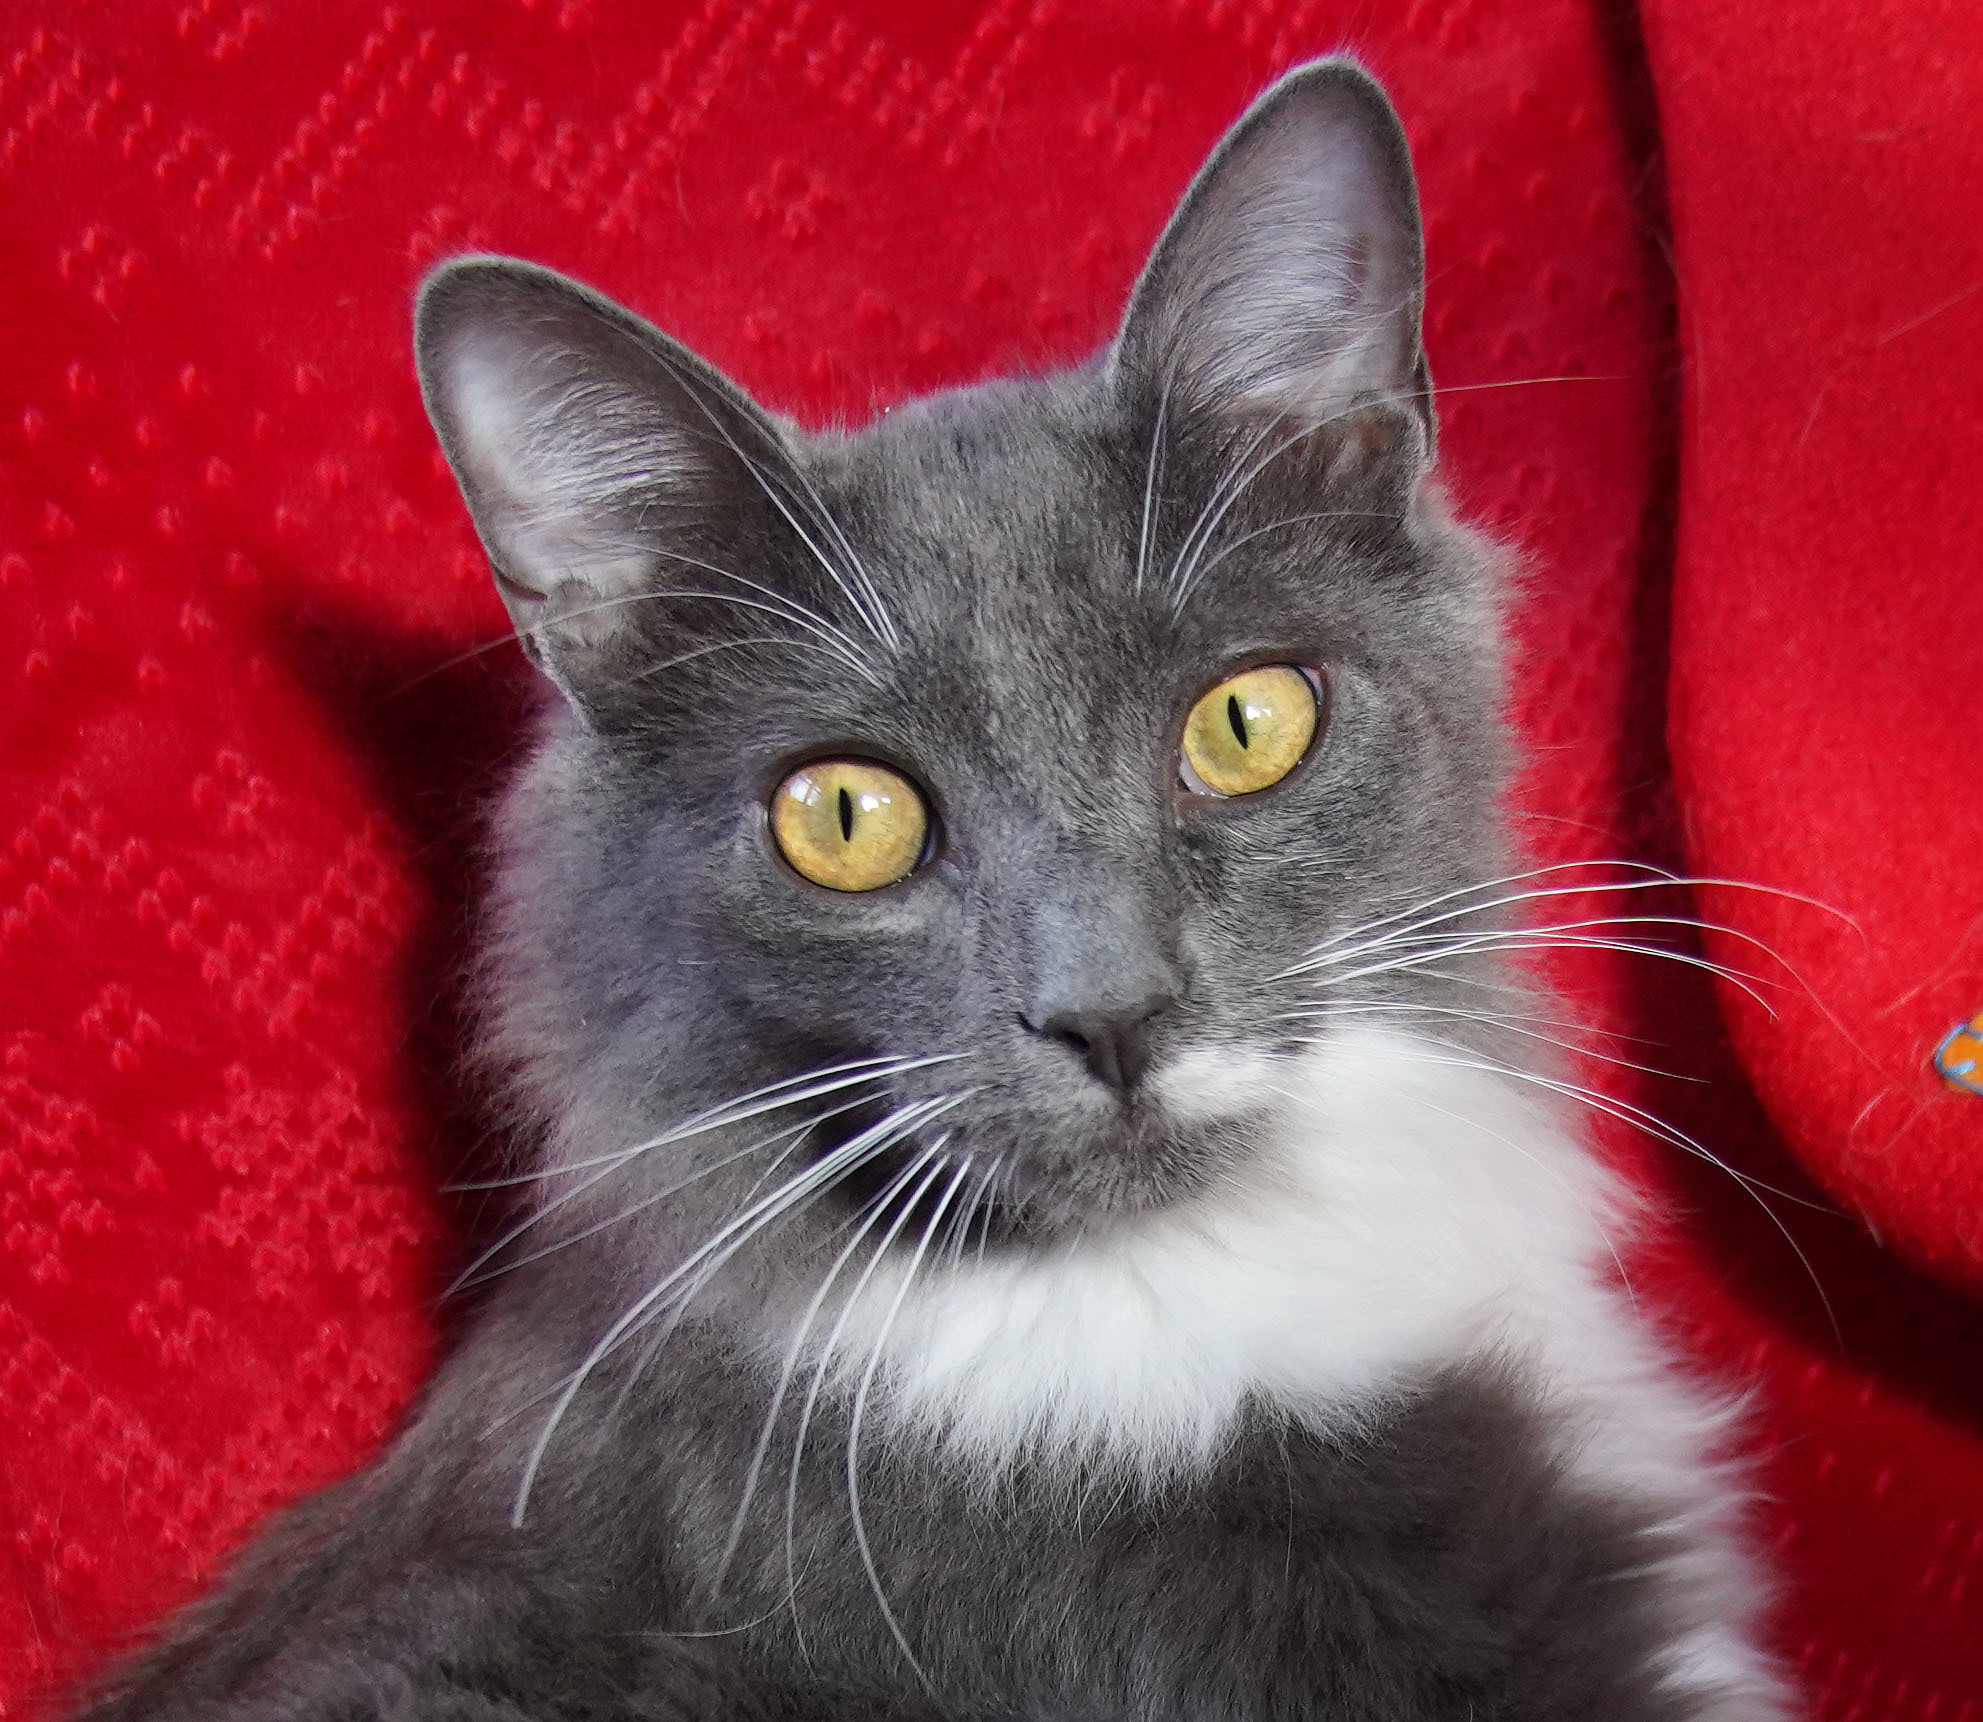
[75,59,1791,1722]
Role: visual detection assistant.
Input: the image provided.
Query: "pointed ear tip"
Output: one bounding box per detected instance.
[1263,55,1397,109]
[413,259,608,407]
[413,262,547,427]
[416,254,599,340]
[415,253,535,326]
[1249,57,1411,155]
[414,256,497,367]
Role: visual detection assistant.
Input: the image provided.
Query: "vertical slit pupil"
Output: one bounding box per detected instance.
[1227,694,1249,748]
[837,786,855,842]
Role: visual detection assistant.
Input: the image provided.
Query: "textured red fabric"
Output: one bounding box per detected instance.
[1,4,1979,1720]
[1644,0,1983,1293]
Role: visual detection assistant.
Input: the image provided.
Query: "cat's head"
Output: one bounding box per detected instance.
[416,61,1506,1275]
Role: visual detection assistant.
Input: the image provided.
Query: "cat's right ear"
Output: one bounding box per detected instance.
[1109,60,1434,465]
[415,258,793,704]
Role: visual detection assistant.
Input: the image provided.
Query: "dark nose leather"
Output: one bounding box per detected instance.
[1030,990,1178,1094]
[1019,858,1182,1096]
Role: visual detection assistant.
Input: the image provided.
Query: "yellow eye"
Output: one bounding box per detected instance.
[771,758,929,892]
[1180,665,1319,797]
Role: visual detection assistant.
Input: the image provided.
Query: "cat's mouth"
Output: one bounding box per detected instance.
[805,1088,1239,1248]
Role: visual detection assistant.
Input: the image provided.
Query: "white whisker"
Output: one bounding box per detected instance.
[1284,864,1855,979]
[1285,860,1691,965]
[457,1055,962,1190]
[1186,507,1392,589]
[781,1140,953,1664]
[1381,1041,1840,1342]
[845,1155,972,1689]
[1275,999,1696,1083]
[447,1055,962,1296]
[1400,1084,1639,1312]
[509,1092,969,1527]
[1132,378,1171,596]
[646,546,885,682]
[451,1121,823,1295]
[1301,926,1780,1016]
[1164,418,1285,611]
[975,1156,1012,1270]
[641,351,900,651]
[714,1145,952,1588]
[945,1159,1004,1272]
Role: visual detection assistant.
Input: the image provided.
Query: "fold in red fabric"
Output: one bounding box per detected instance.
[0,3,1977,1717]
[1645,0,1983,1294]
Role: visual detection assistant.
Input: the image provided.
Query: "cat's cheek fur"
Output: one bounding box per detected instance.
[814,1022,1789,1718]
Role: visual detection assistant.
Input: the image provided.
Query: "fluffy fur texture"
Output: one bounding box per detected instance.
[74,59,1789,1722]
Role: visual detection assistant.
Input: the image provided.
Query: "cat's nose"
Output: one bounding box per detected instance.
[1019,856,1183,1096]
[1026,989,1177,1095]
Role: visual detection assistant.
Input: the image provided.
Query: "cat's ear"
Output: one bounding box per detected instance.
[1111,60,1433,462]
[415,257,796,700]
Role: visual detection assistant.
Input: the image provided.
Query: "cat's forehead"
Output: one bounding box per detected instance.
[823,377,1125,596]
[803,376,1354,691]
[743,382,1191,814]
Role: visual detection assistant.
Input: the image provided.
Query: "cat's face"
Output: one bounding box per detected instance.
[419,62,1505,1276]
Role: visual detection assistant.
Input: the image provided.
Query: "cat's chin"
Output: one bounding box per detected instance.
[991,1106,1267,1241]
[801,1041,1293,1247]
[832,1091,1277,1249]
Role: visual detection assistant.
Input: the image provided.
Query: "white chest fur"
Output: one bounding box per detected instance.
[818,1024,1784,1716]
[834,1025,1633,1471]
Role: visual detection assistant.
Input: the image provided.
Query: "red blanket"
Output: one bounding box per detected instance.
[3,1,1979,1716]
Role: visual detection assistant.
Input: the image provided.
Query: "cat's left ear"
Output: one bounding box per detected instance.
[1110,59,1433,463]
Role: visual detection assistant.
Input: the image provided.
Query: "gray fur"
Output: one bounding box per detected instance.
[73,60,1750,1722]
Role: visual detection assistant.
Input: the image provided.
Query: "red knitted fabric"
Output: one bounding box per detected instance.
[1,4,1978,1720]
